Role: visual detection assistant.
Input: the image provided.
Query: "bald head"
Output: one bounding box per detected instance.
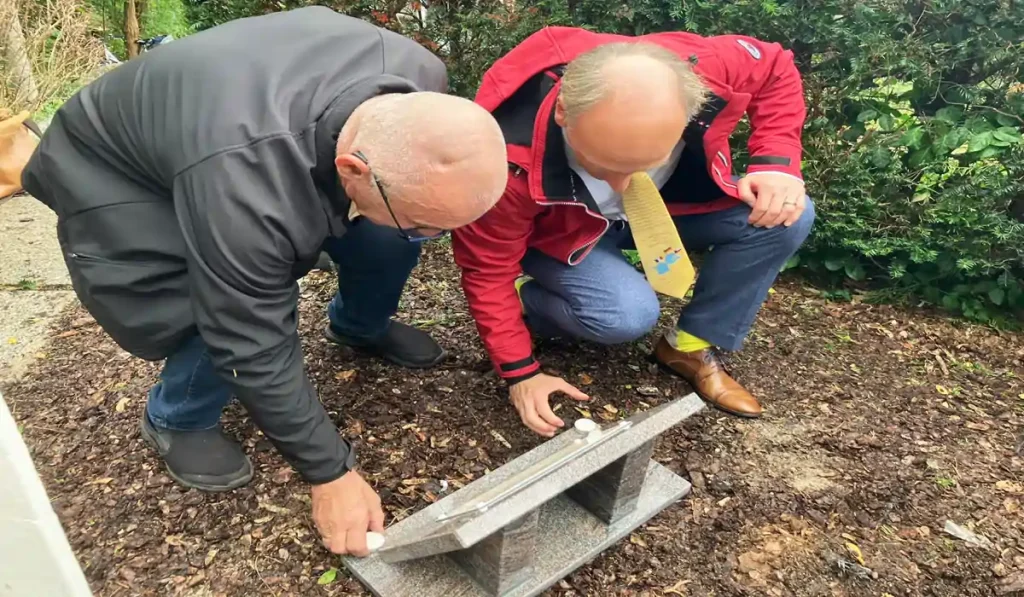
[335,91,508,234]
[556,43,709,192]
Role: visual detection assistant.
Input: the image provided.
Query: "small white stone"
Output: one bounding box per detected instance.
[366,532,386,552]
[573,418,598,433]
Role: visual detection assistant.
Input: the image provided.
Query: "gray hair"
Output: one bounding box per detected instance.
[559,42,710,123]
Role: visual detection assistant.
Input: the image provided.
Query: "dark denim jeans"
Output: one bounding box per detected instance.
[145,219,421,430]
[519,199,816,352]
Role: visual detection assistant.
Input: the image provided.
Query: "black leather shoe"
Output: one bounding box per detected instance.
[139,409,253,492]
[324,320,446,368]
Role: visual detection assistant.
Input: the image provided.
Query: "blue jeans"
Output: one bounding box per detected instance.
[519,200,815,352]
[146,219,421,430]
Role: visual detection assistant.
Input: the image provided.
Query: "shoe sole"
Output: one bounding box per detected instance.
[323,327,447,369]
[648,355,763,419]
[139,415,254,493]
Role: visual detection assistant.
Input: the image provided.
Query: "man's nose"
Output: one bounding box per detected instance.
[607,175,632,193]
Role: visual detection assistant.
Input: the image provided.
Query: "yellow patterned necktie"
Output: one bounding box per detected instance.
[621,172,695,298]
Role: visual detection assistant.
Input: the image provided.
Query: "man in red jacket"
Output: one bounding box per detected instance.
[452,27,814,435]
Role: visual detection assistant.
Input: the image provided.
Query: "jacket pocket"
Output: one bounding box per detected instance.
[65,252,192,360]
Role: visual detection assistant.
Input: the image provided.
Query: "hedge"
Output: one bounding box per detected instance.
[185,0,1024,325]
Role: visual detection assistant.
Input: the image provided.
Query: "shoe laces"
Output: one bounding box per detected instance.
[702,348,731,373]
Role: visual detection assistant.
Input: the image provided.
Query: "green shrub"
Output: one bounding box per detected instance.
[184,0,1024,324]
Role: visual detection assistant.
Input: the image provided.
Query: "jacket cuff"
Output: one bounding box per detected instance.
[498,355,541,383]
[297,437,357,485]
[746,153,803,180]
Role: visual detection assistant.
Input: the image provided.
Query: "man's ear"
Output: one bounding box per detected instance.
[553,96,568,128]
[335,152,370,183]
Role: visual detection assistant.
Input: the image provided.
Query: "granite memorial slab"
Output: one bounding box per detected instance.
[343,393,705,597]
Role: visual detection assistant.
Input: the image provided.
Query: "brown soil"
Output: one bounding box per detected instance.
[5,242,1024,597]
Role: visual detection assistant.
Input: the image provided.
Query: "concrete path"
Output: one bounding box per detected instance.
[0,195,77,384]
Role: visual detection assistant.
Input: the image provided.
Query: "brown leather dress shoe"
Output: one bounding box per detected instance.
[652,336,762,418]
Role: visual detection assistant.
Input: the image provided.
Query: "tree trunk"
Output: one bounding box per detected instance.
[124,0,140,58]
[1,3,40,108]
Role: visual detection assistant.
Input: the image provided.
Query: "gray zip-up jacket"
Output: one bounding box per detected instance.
[21,7,448,483]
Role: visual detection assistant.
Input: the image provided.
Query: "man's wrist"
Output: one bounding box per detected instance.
[504,368,542,386]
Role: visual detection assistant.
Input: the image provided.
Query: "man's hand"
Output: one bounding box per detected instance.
[310,470,385,557]
[737,173,806,228]
[509,373,590,437]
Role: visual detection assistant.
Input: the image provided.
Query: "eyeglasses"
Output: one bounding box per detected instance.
[351,151,448,243]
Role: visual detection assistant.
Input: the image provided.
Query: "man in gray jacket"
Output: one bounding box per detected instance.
[22,7,508,556]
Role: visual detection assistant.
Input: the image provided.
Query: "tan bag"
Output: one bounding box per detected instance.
[0,111,42,200]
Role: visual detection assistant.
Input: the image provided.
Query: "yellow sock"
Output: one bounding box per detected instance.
[514,275,533,313]
[668,328,711,352]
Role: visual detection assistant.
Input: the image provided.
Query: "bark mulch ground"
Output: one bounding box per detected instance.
[5,242,1024,596]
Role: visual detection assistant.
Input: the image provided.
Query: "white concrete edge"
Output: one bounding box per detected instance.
[0,390,93,596]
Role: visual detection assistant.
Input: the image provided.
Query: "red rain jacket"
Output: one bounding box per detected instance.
[452,26,806,382]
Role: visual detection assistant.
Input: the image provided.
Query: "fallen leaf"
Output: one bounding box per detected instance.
[56,330,79,338]
[271,467,293,485]
[966,422,991,431]
[204,549,218,566]
[629,534,648,547]
[317,568,339,585]
[90,477,114,485]
[579,373,593,385]
[114,397,131,413]
[602,404,619,414]
[662,580,690,596]
[845,541,865,566]
[1005,498,1019,513]
[6,337,17,345]
[936,384,951,395]
[335,369,357,382]
[574,407,592,418]
[401,478,429,486]
[997,571,1024,594]
[996,480,1024,493]
[259,501,291,514]
[636,386,660,397]
[490,430,512,449]
[165,535,185,546]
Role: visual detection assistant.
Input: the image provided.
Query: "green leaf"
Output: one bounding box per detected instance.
[941,294,960,310]
[935,106,963,123]
[878,114,896,132]
[781,254,800,271]
[318,568,339,585]
[908,147,932,168]
[996,114,1020,127]
[989,287,1006,306]
[870,148,891,168]
[845,262,867,281]
[977,146,1002,159]
[900,127,926,149]
[940,128,971,151]
[993,127,1023,143]
[967,132,992,152]
[824,259,845,272]
[857,109,879,123]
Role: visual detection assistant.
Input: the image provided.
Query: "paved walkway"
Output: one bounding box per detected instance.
[0,195,77,384]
